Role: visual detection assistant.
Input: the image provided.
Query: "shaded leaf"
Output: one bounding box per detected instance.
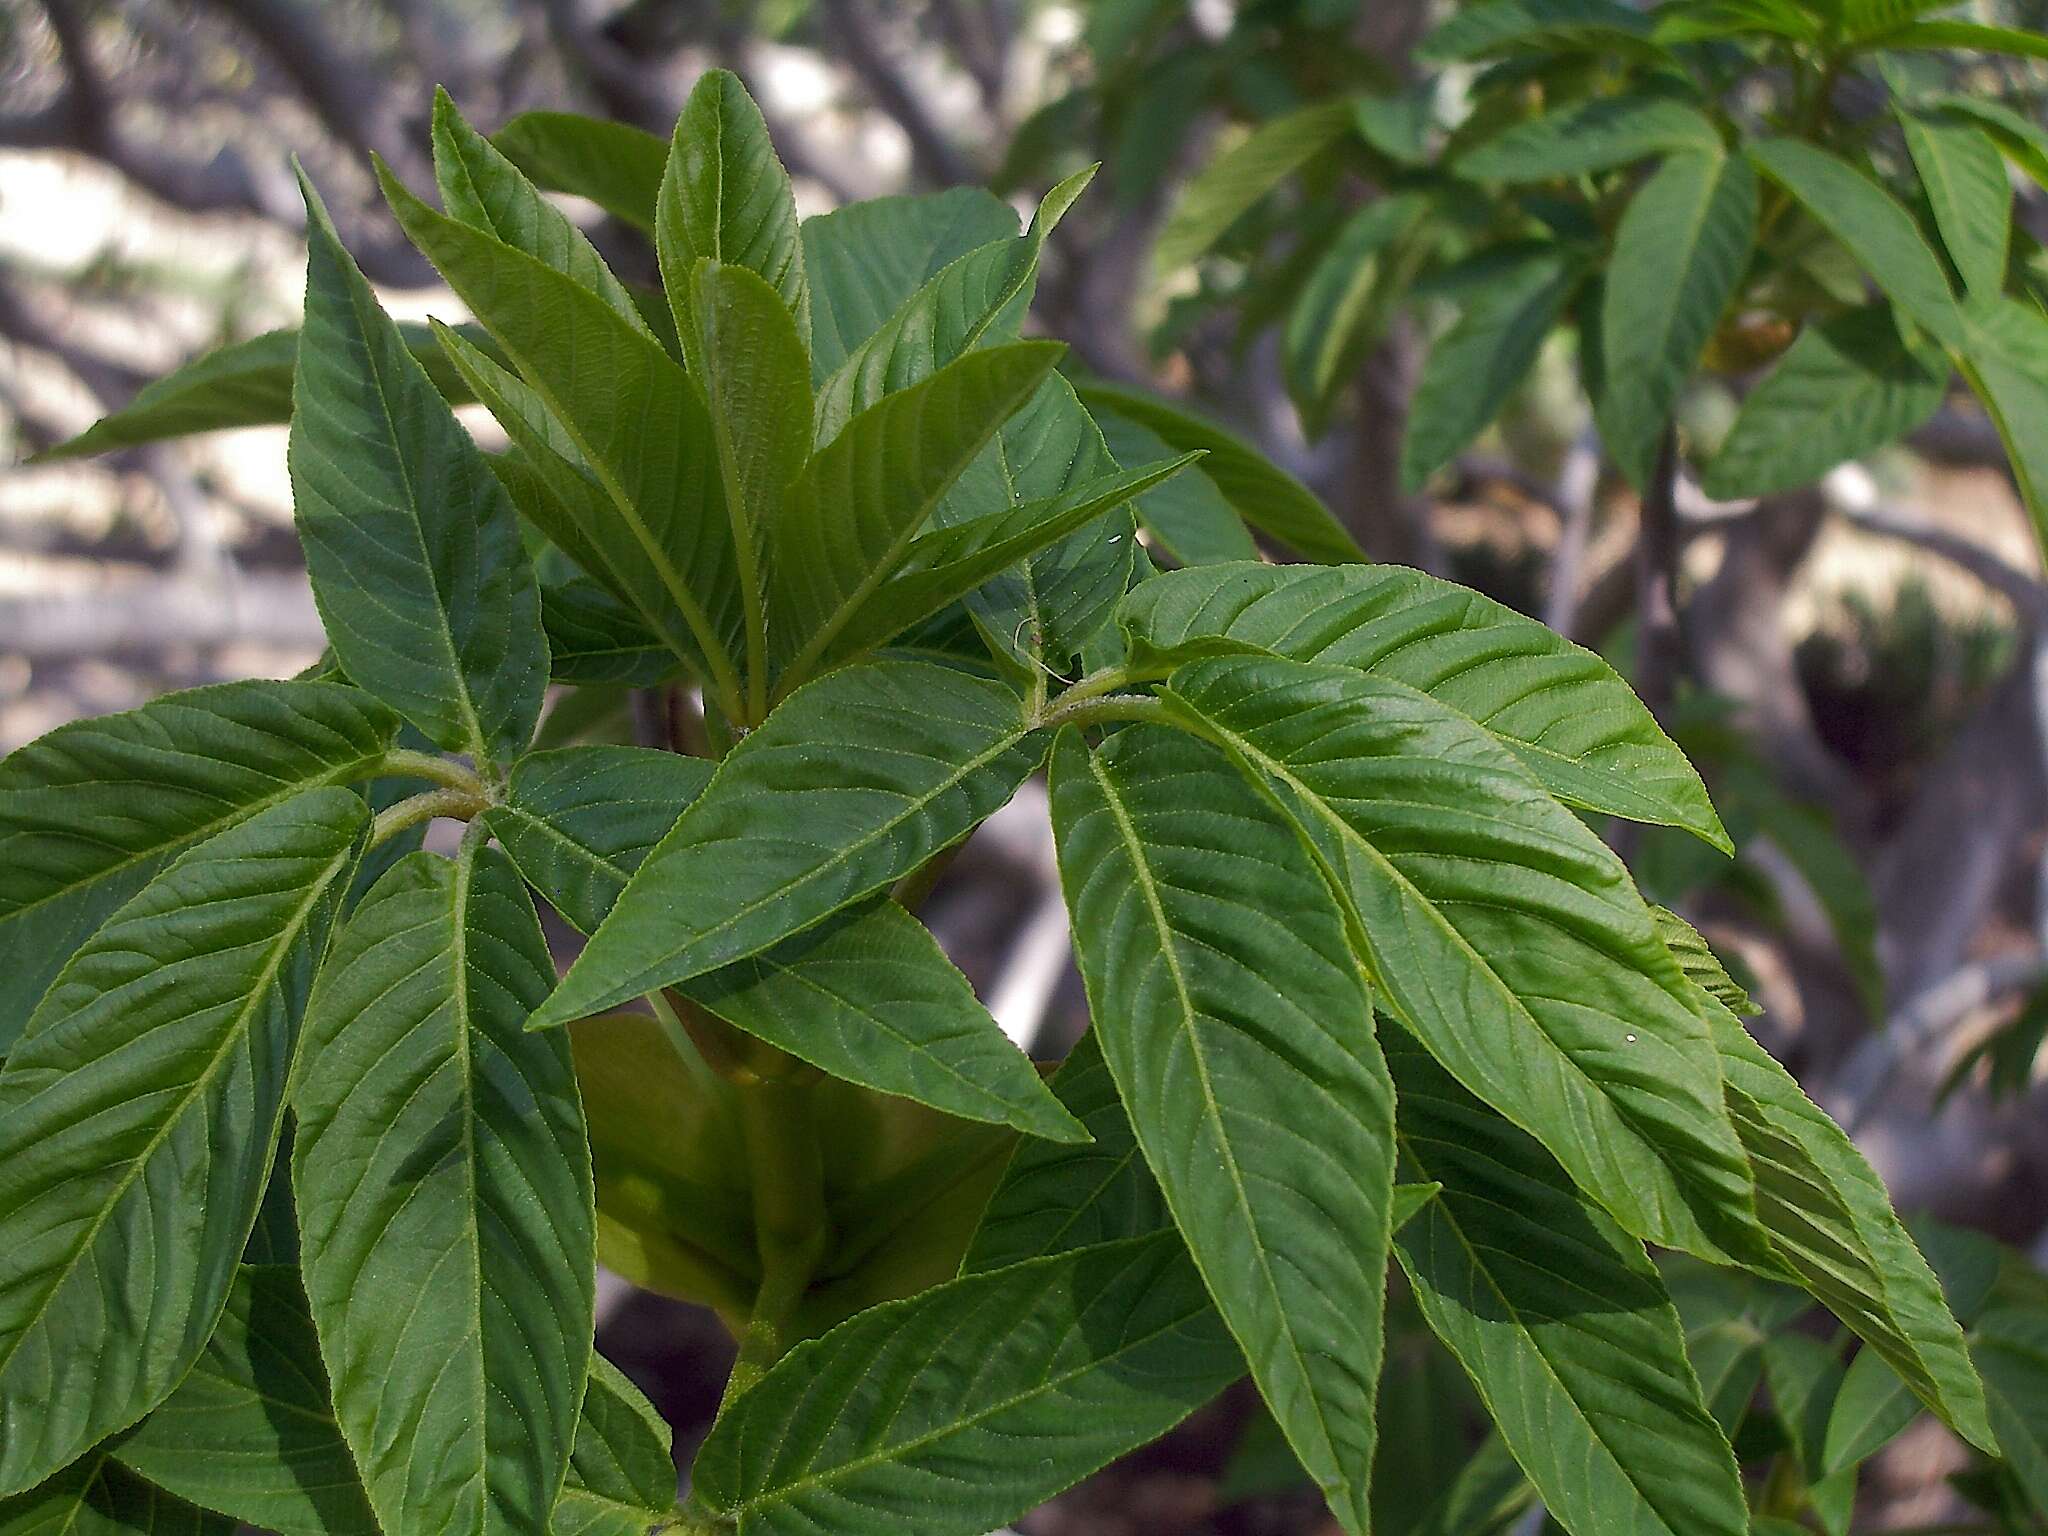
[0,1453,231,1536]
[1284,194,1429,435]
[1156,101,1354,270]
[1091,409,1256,566]
[553,1355,677,1536]
[542,577,683,686]
[1459,92,1720,181]
[1971,1304,2048,1513]
[491,110,667,234]
[1421,0,1660,59]
[1901,111,2012,298]
[1953,295,2048,550]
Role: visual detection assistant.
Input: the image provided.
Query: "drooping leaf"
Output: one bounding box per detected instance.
[114,1265,377,1536]
[1400,242,1581,490]
[1953,295,2048,549]
[491,110,668,234]
[483,744,713,933]
[1387,1028,1748,1536]
[1971,1304,2048,1514]
[1049,725,1394,1534]
[0,679,396,1039]
[1283,194,1430,435]
[1420,0,1660,60]
[686,900,1085,1141]
[1598,150,1758,486]
[1748,138,1965,347]
[1702,305,1947,499]
[801,189,1019,381]
[293,846,595,1536]
[770,342,1062,680]
[529,659,1048,1027]
[1901,111,2012,298]
[1161,654,1760,1261]
[659,68,808,346]
[1156,101,1355,270]
[0,1452,232,1536]
[381,166,750,714]
[1459,92,1720,181]
[1090,408,1256,565]
[1072,382,1366,562]
[0,789,366,1494]
[688,1234,1240,1536]
[552,1355,677,1536]
[291,172,547,766]
[1120,561,1729,850]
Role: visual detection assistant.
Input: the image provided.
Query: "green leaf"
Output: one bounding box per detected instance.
[1931,96,2048,192]
[1072,382,1365,562]
[529,659,1047,1027]
[381,165,750,716]
[1650,906,1760,1016]
[1091,409,1256,565]
[1119,561,1729,850]
[1821,1346,1920,1474]
[0,679,396,1040]
[686,900,1085,1141]
[0,789,366,1494]
[1459,92,1721,181]
[814,170,1094,446]
[1156,101,1356,271]
[291,173,547,766]
[1283,194,1429,435]
[1598,150,1758,485]
[491,110,668,234]
[1748,138,1964,348]
[1901,112,2011,298]
[541,577,682,685]
[688,1233,1240,1536]
[1049,726,1395,1532]
[30,323,497,462]
[1698,991,1996,1450]
[1420,0,1660,60]
[1953,295,2048,551]
[1972,1304,2048,1514]
[293,844,594,1536]
[801,189,1019,381]
[770,342,1063,680]
[1702,305,1947,499]
[484,745,713,933]
[1161,654,1759,1260]
[1387,1028,1748,1536]
[0,1453,232,1536]
[658,69,808,347]
[1874,18,2048,58]
[432,91,650,334]
[553,1355,676,1536]
[114,1264,377,1536]
[1400,243,1581,491]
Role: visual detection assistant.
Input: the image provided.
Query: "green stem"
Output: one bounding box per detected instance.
[1058,661,1172,706]
[718,1074,828,1409]
[378,747,486,796]
[1035,689,1171,733]
[368,786,487,848]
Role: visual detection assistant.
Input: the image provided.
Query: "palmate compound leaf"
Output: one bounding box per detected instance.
[113,1265,377,1536]
[552,1355,677,1536]
[290,172,547,768]
[0,679,397,1042]
[292,844,595,1536]
[0,788,368,1495]
[687,1232,1241,1536]
[1048,725,1395,1535]
[1159,654,1763,1262]
[1118,561,1729,850]
[528,658,1049,1028]
[1386,1027,1748,1536]
[1647,908,1997,1451]
[0,1450,232,1536]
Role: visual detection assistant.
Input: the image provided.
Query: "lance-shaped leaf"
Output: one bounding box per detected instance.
[813,169,1094,444]
[1420,0,1660,59]
[769,342,1063,677]
[529,659,1048,1027]
[1388,1028,1748,1536]
[802,189,1018,380]
[484,745,712,933]
[1092,408,1256,566]
[1161,654,1759,1260]
[659,68,808,346]
[1954,295,2048,549]
[1703,305,1947,499]
[1598,150,1758,486]
[291,175,546,765]
[552,1355,676,1536]
[293,846,595,1536]
[1284,194,1429,435]
[115,1265,377,1536]
[491,110,666,234]
[0,679,395,1039]
[1400,242,1581,490]
[542,577,681,686]
[1901,112,2011,299]
[1650,907,1759,1016]
[686,901,1084,1141]
[1458,92,1721,181]
[1156,101,1354,271]
[1073,382,1365,563]
[1049,725,1394,1534]
[1120,561,1728,850]
[1748,139,1965,348]
[0,789,366,1494]
[381,167,749,713]
[0,1451,233,1535]
[1878,18,2048,58]
[1972,1304,2048,1513]
[689,1233,1240,1536]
